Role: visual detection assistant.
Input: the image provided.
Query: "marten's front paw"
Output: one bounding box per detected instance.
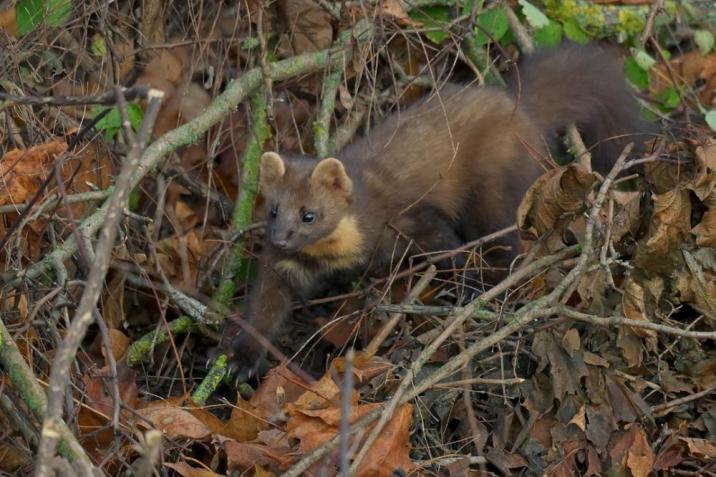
[209,335,268,386]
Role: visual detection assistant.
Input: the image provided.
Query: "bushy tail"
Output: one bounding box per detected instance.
[509,42,654,172]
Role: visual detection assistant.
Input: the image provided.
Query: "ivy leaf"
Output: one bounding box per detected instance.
[16,0,71,36]
[706,110,716,132]
[472,7,509,46]
[534,20,563,47]
[656,86,681,111]
[624,57,649,90]
[632,48,656,71]
[93,104,145,141]
[562,17,590,44]
[409,6,450,44]
[519,0,549,30]
[694,29,715,56]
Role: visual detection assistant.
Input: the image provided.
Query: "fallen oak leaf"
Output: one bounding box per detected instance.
[222,439,295,473]
[136,403,212,440]
[517,164,595,241]
[679,437,716,459]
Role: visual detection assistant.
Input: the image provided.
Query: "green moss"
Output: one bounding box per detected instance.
[192,353,227,405]
[617,8,646,38]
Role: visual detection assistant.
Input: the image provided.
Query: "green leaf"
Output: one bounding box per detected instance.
[656,86,681,111]
[241,37,260,50]
[472,7,509,46]
[44,0,70,26]
[93,104,145,141]
[624,57,649,90]
[409,6,450,44]
[706,110,716,132]
[90,35,106,57]
[16,0,71,36]
[534,20,563,47]
[519,0,549,30]
[632,48,656,71]
[128,189,142,211]
[694,29,715,56]
[562,17,590,44]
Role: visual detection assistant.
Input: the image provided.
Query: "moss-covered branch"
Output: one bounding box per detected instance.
[314,29,353,158]
[213,91,271,307]
[125,315,196,366]
[192,90,271,405]
[0,317,92,465]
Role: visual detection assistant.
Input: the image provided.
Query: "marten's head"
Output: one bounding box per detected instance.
[259,152,354,254]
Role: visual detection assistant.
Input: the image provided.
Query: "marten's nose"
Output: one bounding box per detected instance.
[271,230,294,250]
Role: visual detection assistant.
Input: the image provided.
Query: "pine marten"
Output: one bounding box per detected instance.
[217,43,652,379]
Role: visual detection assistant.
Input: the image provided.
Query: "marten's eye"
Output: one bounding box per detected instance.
[302,211,316,224]
[270,205,278,218]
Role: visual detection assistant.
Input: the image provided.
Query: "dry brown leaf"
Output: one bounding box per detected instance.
[610,190,643,244]
[690,358,716,389]
[285,402,413,477]
[339,404,413,477]
[333,354,393,383]
[561,329,580,357]
[164,462,225,477]
[0,140,68,205]
[380,0,421,26]
[102,328,130,363]
[278,0,333,55]
[0,440,31,472]
[621,277,658,340]
[654,435,685,471]
[136,404,212,440]
[651,50,716,107]
[609,424,654,477]
[583,351,610,368]
[250,367,308,421]
[101,272,126,329]
[289,373,346,411]
[531,331,586,401]
[154,81,213,136]
[688,140,716,201]
[219,396,267,442]
[693,208,716,247]
[645,189,692,256]
[680,437,716,458]
[586,404,616,448]
[223,440,294,473]
[253,465,277,477]
[79,365,140,457]
[143,45,190,84]
[569,405,587,432]
[0,7,18,37]
[517,164,595,241]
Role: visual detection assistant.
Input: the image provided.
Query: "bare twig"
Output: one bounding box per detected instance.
[363,265,437,358]
[640,0,666,48]
[339,349,354,477]
[651,385,716,414]
[0,85,152,106]
[34,89,164,476]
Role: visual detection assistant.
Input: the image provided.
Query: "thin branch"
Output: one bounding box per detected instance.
[34,89,164,476]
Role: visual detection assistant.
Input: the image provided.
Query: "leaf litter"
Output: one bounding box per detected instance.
[0,1,716,476]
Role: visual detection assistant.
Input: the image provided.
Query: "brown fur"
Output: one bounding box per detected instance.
[219,43,653,378]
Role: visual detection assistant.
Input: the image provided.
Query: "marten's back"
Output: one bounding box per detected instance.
[341,84,544,224]
[340,43,649,240]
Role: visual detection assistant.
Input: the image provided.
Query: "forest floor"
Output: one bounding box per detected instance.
[1,0,716,476]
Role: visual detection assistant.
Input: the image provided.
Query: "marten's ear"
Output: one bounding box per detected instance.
[260,152,285,190]
[311,158,352,198]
